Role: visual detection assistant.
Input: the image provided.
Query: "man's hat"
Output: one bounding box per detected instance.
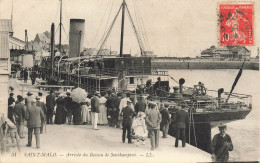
[218,123,227,129]
[127,100,132,104]
[36,96,41,100]
[94,91,100,95]
[17,95,24,101]
[164,102,170,108]
[27,92,33,96]
[66,92,71,95]
[38,92,43,96]
[149,101,157,106]
[31,99,37,103]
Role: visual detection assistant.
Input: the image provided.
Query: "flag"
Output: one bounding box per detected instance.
[226,59,246,103]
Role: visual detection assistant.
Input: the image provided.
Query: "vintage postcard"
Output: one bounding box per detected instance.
[0,0,259,163]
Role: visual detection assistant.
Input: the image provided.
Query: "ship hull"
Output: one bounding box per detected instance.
[168,109,251,153]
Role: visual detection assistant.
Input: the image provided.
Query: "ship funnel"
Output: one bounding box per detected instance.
[69,19,85,58]
[179,78,185,94]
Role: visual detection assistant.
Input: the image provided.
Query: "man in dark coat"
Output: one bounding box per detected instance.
[160,103,171,138]
[91,91,100,130]
[24,69,28,83]
[211,124,233,162]
[30,71,37,85]
[13,95,26,138]
[106,93,118,127]
[25,99,45,148]
[36,96,47,134]
[174,104,189,147]
[121,100,135,144]
[145,102,162,150]
[64,92,72,124]
[8,93,15,123]
[46,90,56,124]
[134,96,146,114]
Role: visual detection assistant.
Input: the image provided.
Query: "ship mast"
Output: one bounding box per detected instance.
[59,0,62,52]
[119,0,126,57]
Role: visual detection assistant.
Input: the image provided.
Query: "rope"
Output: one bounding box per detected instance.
[92,0,111,48]
[96,4,123,56]
[134,0,151,51]
[125,4,145,53]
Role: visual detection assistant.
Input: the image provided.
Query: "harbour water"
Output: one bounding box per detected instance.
[166,69,260,161]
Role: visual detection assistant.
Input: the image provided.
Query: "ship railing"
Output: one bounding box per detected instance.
[152,86,252,111]
[76,66,155,77]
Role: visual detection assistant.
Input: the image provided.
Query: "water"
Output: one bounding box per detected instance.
[166,69,260,161]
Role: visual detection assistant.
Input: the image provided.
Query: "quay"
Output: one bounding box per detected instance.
[1,77,211,163]
[152,58,259,70]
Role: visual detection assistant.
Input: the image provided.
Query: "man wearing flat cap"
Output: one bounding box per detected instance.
[145,101,162,150]
[211,124,233,162]
[36,96,47,134]
[174,103,189,148]
[121,100,136,144]
[160,103,171,138]
[13,95,26,138]
[25,99,45,149]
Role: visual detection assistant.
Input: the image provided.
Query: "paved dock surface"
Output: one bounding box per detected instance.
[1,78,211,163]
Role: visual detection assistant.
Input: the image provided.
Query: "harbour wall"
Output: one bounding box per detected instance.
[152,60,259,70]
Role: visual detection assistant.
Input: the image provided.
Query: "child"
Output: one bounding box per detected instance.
[132,112,147,146]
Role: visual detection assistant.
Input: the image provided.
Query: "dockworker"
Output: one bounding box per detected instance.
[211,124,233,162]
[160,102,171,138]
[174,103,189,147]
[46,90,56,124]
[64,92,73,124]
[91,91,100,130]
[25,99,45,149]
[36,96,47,134]
[13,95,26,138]
[119,92,134,128]
[8,93,15,123]
[121,100,135,144]
[25,92,34,108]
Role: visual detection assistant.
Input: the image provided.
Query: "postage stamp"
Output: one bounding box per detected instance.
[218,3,254,46]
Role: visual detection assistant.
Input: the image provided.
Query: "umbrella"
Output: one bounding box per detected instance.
[71,87,87,103]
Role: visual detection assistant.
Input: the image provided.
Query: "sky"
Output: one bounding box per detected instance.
[0,0,259,57]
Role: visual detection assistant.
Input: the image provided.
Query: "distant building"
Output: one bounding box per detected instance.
[201,46,251,59]
[30,31,51,52]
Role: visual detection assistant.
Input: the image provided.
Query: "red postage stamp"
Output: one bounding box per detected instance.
[219,3,254,46]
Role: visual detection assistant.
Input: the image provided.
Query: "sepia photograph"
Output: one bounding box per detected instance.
[0,0,259,162]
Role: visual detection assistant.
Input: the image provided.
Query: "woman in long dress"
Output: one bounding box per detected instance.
[55,95,66,124]
[98,92,108,125]
[81,95,91,124]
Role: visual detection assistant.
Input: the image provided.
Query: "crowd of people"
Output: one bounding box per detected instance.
[7,86,233,161]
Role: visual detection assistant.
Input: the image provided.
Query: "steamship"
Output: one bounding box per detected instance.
[39,0,252,153]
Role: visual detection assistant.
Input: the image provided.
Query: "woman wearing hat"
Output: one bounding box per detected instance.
[98,92,108,125]
[54,93,66,124]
